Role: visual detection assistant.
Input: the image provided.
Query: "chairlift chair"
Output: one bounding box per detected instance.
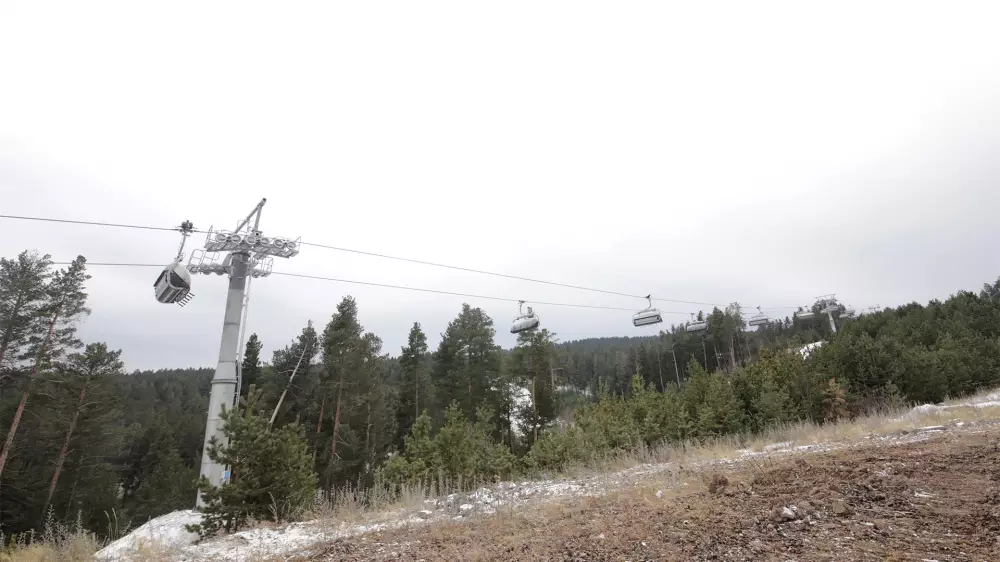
[686,312,708,333]
[510,301,540,334]
[748,306,769,327]
[632,295,663,327]
[794,307,815,320]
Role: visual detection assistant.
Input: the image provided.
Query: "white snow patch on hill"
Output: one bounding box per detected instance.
[95,510,200,560]
[904,389,1000,419]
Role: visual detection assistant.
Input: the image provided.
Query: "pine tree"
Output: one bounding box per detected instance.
[240,334,263,396]
[430,305,502,425]
[822,377,849,422]
[192,387,316,537]
[0,256,89,480]
[511,329,558,444]
[0,251,53,371]
[130,445,196,524]
[396,322,430,449]
[319,297,391,487]
[263,322,319,427]
[42,343,125,516]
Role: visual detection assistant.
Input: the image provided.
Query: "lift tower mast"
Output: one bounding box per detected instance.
[188,199,300,507]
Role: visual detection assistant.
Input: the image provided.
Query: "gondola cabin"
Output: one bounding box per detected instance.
[154,262,194,306]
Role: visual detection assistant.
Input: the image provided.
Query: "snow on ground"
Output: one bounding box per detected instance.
[796,341,825,358]
[96,388,1000,561]
[905,389,1000,418]
[95,510,200,560]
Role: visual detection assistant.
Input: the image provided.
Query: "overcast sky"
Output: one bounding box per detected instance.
[2,1,1000,371]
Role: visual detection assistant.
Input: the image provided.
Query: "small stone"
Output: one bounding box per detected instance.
[749,539,764,552]
[797,500,814,514]
[873,519,890,531]
[831,500,850,516]
[459,503,473,512]
[417,510,433,519]
[771,506,797,522]
[655,490,664,499]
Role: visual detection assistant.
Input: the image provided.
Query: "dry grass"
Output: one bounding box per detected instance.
[321,429,1000,561]
[573,395,1000,480]
[305,480,434,527]
[0,528,101,562]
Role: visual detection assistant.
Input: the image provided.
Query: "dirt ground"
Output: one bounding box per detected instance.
[305,428,1000,561]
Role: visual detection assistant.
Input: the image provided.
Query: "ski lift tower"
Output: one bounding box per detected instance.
[816,294,842,334]
[190,198,300,508]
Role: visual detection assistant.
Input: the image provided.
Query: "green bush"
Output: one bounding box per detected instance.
[189,389,316,538]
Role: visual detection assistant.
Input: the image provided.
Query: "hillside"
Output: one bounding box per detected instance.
[93,388,1000,560]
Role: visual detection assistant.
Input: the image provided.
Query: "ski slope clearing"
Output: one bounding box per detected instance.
[321,424,1000,561]
[94,389,1000,561]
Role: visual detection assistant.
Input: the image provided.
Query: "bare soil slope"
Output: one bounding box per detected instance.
[310,428,1000,561]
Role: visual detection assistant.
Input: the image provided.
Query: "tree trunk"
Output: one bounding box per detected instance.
[0,339,8,403]
[43,382,87,517]
[313,394,326,460]
[330,374,344,460]
[0,294,23,369]
[531,374,537,443]
[0,308,60,479]
[729,335,737,373]
[364,402,372,478]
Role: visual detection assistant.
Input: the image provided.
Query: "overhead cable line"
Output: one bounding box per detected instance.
[12,212,795,309]
[53,261,694,314]
[299,240,718,306]
[0,213,193,233]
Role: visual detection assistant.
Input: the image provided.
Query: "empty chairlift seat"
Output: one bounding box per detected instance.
[748,306,769,327]
[633,295,663,327]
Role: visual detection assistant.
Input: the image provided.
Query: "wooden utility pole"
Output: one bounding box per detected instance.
[270,345,308,427]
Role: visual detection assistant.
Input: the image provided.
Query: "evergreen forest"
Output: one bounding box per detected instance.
[4,249,1000,540]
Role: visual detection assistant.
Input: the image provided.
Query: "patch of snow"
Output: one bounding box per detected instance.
[95,510,200,560]
[796,341,825,359]
[763,441,793,453]
[909,404,941,416]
